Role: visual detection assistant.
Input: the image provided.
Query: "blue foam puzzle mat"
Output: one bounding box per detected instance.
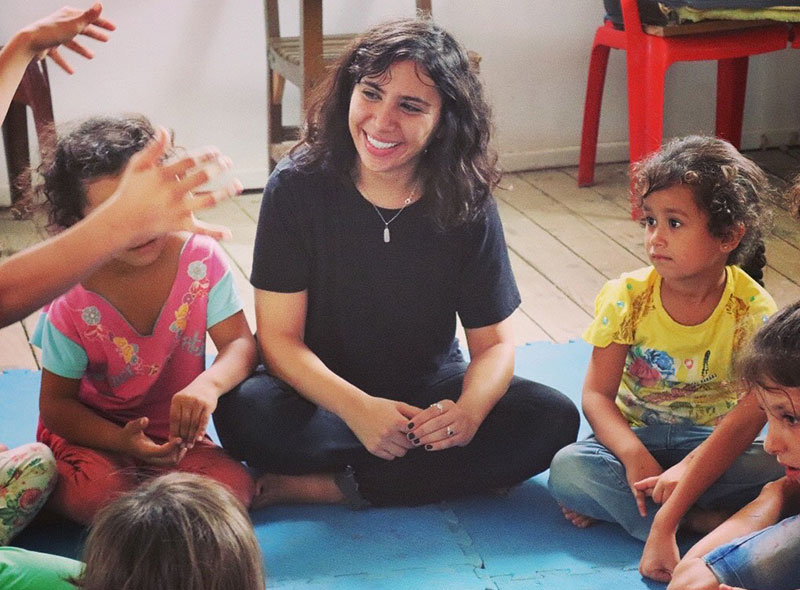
[2,341,674,589]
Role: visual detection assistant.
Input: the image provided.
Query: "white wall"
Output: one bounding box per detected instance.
[5,0,800,193]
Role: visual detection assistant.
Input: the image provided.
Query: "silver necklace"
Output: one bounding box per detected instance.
[371,185,417,243]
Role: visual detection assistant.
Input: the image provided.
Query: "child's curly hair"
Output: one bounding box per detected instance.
[38,114,168,231]
[632,135,774,285]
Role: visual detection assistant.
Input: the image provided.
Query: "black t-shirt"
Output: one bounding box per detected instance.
[251,159,521,399]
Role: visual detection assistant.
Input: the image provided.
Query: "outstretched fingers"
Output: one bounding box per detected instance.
[187,218,233,241]
[45,47,73,74]
[164,147,228,183]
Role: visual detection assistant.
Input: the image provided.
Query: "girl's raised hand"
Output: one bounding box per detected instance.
[406,399,479,452]
[120,417,186,466]
[20,3,116,74]
[106,127,242,245]
[168,385,218,450]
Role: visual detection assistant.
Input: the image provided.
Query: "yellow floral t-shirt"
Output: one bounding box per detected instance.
[583,266,776,427]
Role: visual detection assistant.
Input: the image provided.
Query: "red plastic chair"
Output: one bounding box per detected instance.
[1,58,55,204]
[578,0,789,188]
[790,22,800,48]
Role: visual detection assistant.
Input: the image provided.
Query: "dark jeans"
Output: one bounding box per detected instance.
[213,362,579,506]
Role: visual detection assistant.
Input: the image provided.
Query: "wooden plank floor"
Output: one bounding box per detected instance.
[3,150,800,371]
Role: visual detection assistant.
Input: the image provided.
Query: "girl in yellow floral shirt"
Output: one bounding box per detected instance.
[548,136,784,583]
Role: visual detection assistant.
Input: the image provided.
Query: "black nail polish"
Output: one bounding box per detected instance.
[413,438,420,445]
[407,432,415,440]
[407,422,414,429]
[425,444,433,450]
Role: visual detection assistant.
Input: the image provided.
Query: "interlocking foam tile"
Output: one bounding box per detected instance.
[447,474,667,589]
[1,342,681,588]
[251,503,478,583]
[0,369,41,450]
[510,340,593,439]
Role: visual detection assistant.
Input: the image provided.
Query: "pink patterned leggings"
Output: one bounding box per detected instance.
[0,442,57,544]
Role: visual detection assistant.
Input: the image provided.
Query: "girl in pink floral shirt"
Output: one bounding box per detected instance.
[31,115,257,524]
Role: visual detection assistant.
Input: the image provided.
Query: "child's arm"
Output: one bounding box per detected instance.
[168,310,257,447]
[39,370,185,465]
[0,4,114,120]
[684,476,799,561]
[0,133,240,328]
[639,392,767,583]
[583,343,663,517]
[666,478,799,590]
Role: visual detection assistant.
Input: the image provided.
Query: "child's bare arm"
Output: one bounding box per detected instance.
[0,135,240,328]
[0,4,114,120]
[685,477,798,561]
[667,478,799,590]
[169,310,257,447]
[639,392,767,582]
[40,369,184,465]
[583,343,663,516]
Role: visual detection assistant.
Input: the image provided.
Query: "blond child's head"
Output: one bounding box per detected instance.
[74,472,265,590]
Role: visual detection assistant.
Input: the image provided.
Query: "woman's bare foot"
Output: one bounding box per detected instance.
[252,472,346,509]
[560,505,598,528]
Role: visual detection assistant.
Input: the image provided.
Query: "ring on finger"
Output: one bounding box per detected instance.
[446,426,455,437]
[431,402,444,414]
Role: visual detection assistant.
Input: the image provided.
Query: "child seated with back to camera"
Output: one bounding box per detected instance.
[30,114,257,525]
[547,136,784,582]
[0,472,266,589]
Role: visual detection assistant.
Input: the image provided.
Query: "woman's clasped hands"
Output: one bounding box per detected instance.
[346,397,480,461]
[407,399,479,452]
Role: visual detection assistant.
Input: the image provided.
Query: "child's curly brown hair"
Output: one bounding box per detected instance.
[632,135,775,286]
[37,114,172,231]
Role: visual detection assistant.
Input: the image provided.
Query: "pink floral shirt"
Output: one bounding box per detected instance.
[32,234,242,440]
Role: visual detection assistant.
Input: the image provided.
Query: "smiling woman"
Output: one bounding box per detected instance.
[348,60,442,200]
[212,17,580,509]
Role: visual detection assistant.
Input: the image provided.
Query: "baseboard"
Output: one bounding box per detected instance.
[234,167,269,192]
[498,127,800,173]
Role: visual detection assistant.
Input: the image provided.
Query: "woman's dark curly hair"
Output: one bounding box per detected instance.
[38,114,165,231]
[290,17,500,230]
[632,135,774,285]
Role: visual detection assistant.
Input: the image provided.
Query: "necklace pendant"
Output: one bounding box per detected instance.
[383,227,391,243]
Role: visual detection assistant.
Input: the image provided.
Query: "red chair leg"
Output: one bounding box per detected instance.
[578,41,612,187]
[715,56,748,148]
[627,52,667,218]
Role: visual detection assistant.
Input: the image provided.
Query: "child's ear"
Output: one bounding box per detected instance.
[720,221,746,253]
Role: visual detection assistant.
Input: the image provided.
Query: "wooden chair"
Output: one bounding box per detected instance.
[264,0,435,169]
[577,0,790,188]
[2,58,55,204]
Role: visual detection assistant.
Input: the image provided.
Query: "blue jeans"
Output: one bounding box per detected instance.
[547,424,784,541]
[704,513,800,590]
